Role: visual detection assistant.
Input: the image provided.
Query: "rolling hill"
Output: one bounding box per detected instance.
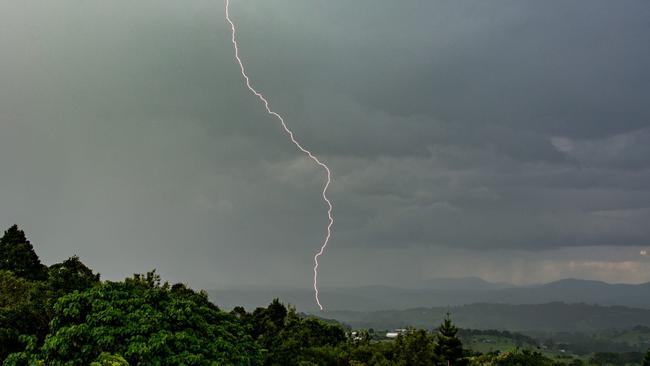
[209,278,650,312]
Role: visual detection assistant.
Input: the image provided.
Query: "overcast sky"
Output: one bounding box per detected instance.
[1,0,650,289]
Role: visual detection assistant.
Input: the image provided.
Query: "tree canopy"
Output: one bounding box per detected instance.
[0,225,47,281]
[33,271,263,365]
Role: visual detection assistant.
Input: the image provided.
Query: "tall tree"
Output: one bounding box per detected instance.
[434,313,467,366]
[47,256,100,296]
[643,347,650,366]
[0,225,47,281]
[393,329,438,366]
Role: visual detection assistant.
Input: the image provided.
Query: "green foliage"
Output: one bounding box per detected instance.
[236,299,347,366]
[0,277,46,363]
[33,271,262,365]
[42,256,100,318]
[0,271,32,310]
[0,226,47,281]
[468,349,562,366]
[392,329,438,366]
[644,348,650,366]
[346,340,393,366]
[0,254,100,363]
[2,335,44,366]
[435,313,467,366]
[47,256,100,296]
[90,353,129,366]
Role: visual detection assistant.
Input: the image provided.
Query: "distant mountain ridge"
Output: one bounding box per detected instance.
[324,302,650,333]
[417,276,514,291]
[209,278,650,312]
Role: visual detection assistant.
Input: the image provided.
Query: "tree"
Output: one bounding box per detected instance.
[0,270,32,310]
[393,329,438,366]
[0,256,100,364]
[643,347,650,366]
[46,256,100,299]
[0,225,47,281]
[0,271,44,363]
[434,313,467,366]
[2,335,44,366]
[272,309,347,366]
[25,271,263,365]
[472,349,561,366]
[238,300,348,366]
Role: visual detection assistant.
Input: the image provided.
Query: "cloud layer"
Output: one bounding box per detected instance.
[1,0,649,289]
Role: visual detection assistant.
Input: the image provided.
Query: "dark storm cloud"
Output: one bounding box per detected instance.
[1,0,649,288]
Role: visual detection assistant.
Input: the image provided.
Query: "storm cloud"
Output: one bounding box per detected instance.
[1,0,649,289]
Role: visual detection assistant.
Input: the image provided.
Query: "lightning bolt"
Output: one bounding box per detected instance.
[225,0,333,311]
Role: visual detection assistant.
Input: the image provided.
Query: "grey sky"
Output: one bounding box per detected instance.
[1,0,649,289]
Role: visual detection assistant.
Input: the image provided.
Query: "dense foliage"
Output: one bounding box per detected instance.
[1,225,648,366]
[0,225,47,282]
[31,271,262,365]
[435,313,467,366]
[468,349,563,366]
[233,299,347,365]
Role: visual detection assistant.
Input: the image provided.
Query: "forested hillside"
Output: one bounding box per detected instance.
[326,303,650,333]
